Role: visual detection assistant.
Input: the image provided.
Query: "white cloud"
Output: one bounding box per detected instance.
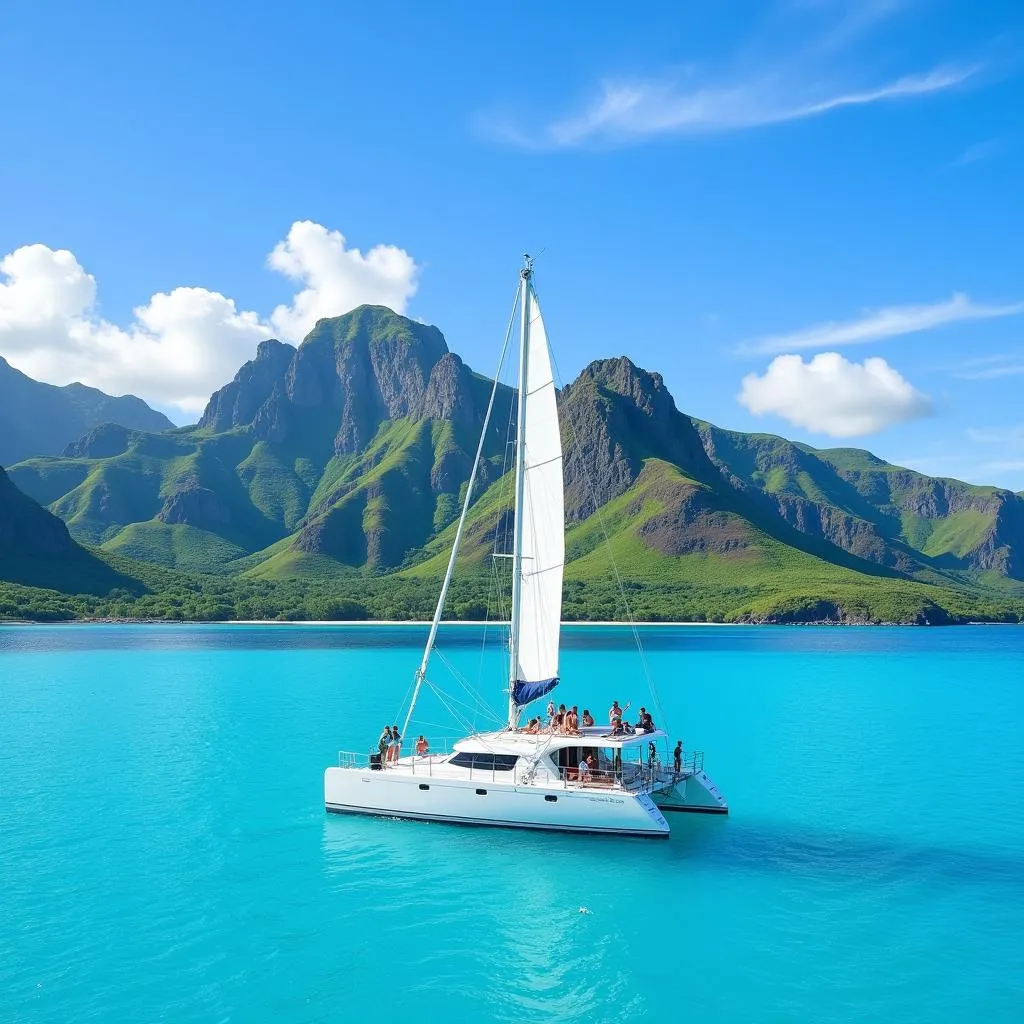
[0,223,421,420]
[967,425,1024,445]
[953,354,1024,380]
[489,64,977,149]
[741,293,1024,355]
[738,352,933,437]
[268,221,419,342]
[0,244,97,327]
[949,138,1004,168]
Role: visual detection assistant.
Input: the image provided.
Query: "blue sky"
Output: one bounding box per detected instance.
[1,0,1022,488]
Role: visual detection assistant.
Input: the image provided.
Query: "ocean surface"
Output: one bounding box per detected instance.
[2,624,1023,1023]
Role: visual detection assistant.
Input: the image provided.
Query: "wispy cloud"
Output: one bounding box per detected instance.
[978,459,1024,474]
[950,350,1024,380]
[487,64,979,149]
[810,0,910,52]
[967,425,1024,445]
[739,293,1024,356]
[949,138,1005,167]
[956,362,1024,381]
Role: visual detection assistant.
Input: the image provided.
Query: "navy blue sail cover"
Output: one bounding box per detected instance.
[513,676,559,706]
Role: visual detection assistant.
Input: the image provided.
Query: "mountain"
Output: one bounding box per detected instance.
[5,305,1024,624]
[0,356,174,467]
[0,466,135,596]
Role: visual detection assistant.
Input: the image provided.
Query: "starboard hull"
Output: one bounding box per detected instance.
[652,769,729,814]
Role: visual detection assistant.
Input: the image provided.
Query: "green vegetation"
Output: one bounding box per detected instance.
[3,305,1024,626]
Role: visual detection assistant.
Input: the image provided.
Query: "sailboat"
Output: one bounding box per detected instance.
[323,257,727,837]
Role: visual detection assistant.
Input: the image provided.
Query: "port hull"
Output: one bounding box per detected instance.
[324,766,670,837]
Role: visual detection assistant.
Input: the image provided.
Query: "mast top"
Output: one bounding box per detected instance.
[521,253,533,278]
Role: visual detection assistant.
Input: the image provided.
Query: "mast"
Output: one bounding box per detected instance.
[508,255,533,730]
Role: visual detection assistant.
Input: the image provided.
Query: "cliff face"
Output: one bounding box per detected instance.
[198,308,456,455]
[560,356,713,521]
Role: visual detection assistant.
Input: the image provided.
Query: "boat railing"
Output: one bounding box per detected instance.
[337,738,462,770]
[553,750,705,792]
[336,747,706,786]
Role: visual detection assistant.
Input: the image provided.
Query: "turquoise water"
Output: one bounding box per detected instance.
[2,624,1023,1023]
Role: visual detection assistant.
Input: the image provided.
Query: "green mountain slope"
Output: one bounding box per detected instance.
[0,356,174,467]
[5,305,1024,624]
[0,466,139,596]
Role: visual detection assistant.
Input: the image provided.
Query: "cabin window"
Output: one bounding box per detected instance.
[545,795,558,803]
[476,789,487,796]
[450,752,519,772]
[418,784,429,791]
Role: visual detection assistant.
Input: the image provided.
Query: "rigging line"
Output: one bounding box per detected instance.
[431,644,503,714]
[546,336,670,736]
[442,664,505,724]
[424,679,501,743]
[426,681,500,724]
[433,653,505,723]
[401,280,520,740]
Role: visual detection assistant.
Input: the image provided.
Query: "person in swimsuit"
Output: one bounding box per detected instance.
[581,709,594,728]
[388,725,402,763]
[416,735,430,755]
[565,706,580,735]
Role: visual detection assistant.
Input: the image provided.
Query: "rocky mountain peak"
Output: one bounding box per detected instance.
[199,338,296,433]
[560,356,712,519]
[198,305,467,453]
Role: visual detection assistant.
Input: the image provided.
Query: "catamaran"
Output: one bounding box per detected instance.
[324,257,727,837]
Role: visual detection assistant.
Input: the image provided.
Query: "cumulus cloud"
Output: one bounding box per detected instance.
[268,221,419,342]
[0,223,420,420]
[738,352,933,437]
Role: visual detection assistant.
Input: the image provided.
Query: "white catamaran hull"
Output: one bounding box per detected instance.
[653,771,729,814]
[324,766,671,837]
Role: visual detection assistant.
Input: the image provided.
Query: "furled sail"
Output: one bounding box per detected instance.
[511,283,564,706]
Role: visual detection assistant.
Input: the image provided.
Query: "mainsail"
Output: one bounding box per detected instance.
[510,276,564,709]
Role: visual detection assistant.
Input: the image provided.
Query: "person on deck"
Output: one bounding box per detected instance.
[416,735,430,756]
[525,718,540,734]
[389,725,402,764]
[378,726,392,766]
[564,706,579,735]
[581,709,595,728]
[673,740,683,774]
[553,704,567,733]
[578,754,593,782]
[637,708,655,732]
[609,700,622,725]
[546,700,556,730]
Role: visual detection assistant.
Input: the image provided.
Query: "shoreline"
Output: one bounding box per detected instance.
[2,618,1018,627]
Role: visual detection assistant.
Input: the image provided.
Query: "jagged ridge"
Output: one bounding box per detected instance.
[5,306,1024,619]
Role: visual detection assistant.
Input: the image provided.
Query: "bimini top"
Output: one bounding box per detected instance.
[454,727,668,755]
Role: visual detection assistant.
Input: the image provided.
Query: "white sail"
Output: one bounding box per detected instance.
[512,283,564,700]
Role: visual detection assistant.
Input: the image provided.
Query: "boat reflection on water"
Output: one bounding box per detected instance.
[320,813,658,1020]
